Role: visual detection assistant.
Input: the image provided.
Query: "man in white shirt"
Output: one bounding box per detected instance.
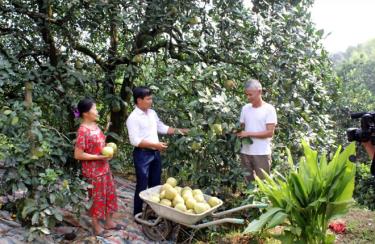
[237,79,277,182]
[126,86,188,216]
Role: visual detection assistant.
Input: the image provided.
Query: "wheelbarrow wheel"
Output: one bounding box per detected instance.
[141,204,173,241]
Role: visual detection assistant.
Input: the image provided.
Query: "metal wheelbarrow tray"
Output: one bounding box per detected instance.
[134,185,268,242]
[138,185,223,226]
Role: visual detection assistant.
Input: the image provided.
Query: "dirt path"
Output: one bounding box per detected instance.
[0,176,169,244]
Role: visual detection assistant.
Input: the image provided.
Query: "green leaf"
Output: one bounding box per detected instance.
[286,147,294,168]
[242,137,252,145]
[325,233,336,244]
[234,139,241,152]
[3,110,12,115]
[21,198,36,218]
[106,132,122,142]
[267,211,288,228]
[39,227,50,235]
[11,116,19,125]
[325,200,354,220]
[335,163,356,202]
[54,210,63,221]
[244,207,283,233]
[44,209,52,215]
[22,206,37,219]
[31,212,39,225]
[301,140,318,171]
[290,172,308,206]
[274,232,294,244]
[49,194,56,204]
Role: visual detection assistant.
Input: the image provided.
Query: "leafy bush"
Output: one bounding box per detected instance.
[353,163,375,210]
[245,141,356,244]
[0,102,90,240]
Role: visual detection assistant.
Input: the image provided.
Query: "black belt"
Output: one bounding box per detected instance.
[134,147,158,152]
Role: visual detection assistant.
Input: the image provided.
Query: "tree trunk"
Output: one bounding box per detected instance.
[25,81,35,152]
[107,65,138,142]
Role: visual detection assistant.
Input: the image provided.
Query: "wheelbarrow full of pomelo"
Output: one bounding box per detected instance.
[135,177,268,243]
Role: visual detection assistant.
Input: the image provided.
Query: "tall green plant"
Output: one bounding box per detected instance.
[244,141,356,244]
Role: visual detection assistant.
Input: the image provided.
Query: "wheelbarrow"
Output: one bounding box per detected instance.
[134,185,267,243]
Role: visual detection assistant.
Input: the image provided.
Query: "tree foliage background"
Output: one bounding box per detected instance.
[1,0,360,235]
[331,39,375,210]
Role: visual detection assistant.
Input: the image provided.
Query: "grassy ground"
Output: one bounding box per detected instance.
[209,206,375,244]
[114,168,374,244]
[335,206,375,244]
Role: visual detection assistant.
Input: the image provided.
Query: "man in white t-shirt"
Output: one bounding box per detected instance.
[237,79,277,182]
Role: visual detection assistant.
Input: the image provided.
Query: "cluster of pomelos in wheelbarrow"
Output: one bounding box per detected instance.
[149,177,222,214]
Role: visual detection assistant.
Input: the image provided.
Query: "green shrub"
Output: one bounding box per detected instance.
[245,141,356,244]
[353,163,375,210]
[0,103,90,240]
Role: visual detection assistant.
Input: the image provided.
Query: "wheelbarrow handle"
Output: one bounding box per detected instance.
[211,203,268,218]
[134,212,163,226]
[185,218,245,229]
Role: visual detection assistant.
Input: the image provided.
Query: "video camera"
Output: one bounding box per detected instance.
[347,111,375,144]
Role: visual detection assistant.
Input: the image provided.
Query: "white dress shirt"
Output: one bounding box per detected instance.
[126,106,169,147]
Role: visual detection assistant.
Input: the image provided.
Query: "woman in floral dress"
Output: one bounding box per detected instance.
[74,98,121,236]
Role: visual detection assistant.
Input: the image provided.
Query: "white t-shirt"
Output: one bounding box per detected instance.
[239,102,277,155]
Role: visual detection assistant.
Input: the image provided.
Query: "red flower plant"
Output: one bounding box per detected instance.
[329,220,346,234]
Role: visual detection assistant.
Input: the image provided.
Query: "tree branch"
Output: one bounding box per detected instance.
[72,41,107,68]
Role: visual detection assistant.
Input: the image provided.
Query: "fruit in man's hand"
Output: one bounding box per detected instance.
[106,142,117,154]
[102,146,114,157]
[242,137,253,145]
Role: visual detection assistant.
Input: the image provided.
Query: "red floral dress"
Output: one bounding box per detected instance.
[75,125,118,218]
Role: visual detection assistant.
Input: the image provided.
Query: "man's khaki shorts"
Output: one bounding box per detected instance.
[240,154,271,182]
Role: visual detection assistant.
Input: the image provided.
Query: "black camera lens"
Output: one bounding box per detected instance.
[347,111,375,144]
[346,128,358,142]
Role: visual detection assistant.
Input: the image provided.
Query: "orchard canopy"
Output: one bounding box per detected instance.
[0,0,341,231]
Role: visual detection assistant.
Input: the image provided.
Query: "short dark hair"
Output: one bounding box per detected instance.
[77,97,95,117]
[133,86,152,104]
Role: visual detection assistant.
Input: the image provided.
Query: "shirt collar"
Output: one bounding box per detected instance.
[135,106,149,115]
